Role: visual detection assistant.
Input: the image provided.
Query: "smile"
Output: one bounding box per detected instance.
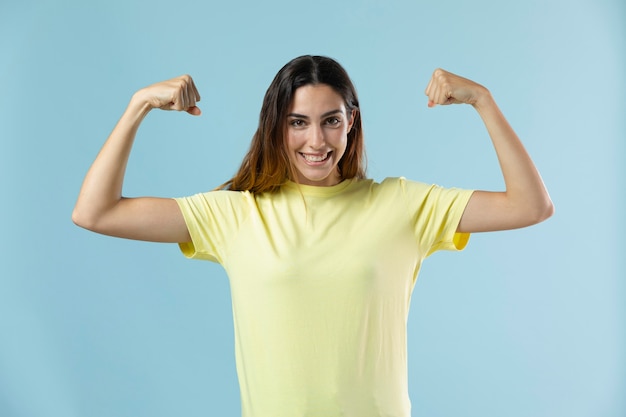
[300,152,332,163]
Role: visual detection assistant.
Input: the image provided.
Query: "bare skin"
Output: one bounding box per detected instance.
[285,84,355,187]
[72,75,199,242]
[72,70,553,243]
[423,69,554,232]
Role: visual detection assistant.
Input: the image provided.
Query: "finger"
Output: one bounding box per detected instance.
[435,83,454,106]
[426,69,447,107]
[184,84,193,110]
[175,75,192,110]
[181,80,190,111]
[186,106,202,116]
[183,76,198,110]
[431,84,443,106]
[190,78,201,102]
[432,69,451,105]
[425,80,435,107]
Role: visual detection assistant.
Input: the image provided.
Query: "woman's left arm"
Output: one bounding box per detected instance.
[425,69,554,233]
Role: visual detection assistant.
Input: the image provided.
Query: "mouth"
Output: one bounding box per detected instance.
[299,152,332,164]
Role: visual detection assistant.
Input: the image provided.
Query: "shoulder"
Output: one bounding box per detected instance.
[373,177,474,210]
[175,189,255,220]
[373,177,434,196]
[338,177,435,208]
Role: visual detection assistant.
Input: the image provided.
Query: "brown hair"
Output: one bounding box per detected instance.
[219,55,366,193]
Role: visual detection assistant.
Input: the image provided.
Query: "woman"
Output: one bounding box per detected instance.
[73,55,553,417]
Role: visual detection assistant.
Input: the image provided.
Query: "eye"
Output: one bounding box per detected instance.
[325,117,341,126]
[289,119,305,128]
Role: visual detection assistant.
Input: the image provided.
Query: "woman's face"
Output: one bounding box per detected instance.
[285,84,355,186]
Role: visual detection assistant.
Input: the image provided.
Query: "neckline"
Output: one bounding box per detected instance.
[283,178,356,197]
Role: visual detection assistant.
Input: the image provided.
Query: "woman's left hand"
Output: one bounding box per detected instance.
[424,69,489,108]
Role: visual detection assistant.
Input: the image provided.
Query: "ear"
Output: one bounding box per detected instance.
[347,109,356,133]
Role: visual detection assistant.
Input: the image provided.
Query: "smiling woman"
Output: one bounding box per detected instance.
[72,55,553,417]
[219,55,366,193]
[284,84,355,186]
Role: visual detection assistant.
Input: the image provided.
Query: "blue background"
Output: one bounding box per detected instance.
[1,0,624,416]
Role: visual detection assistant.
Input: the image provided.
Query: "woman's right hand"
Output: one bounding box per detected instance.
[134,75,202,116]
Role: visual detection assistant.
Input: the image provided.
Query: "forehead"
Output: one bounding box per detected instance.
[289,84,346,113]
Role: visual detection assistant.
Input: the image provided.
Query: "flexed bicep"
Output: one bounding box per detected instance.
[73,75,201,243]
[74,197,191,243]
[457,191,544,233]
[424,68,554,233]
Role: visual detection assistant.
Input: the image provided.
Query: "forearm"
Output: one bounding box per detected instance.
[72,94,152,228]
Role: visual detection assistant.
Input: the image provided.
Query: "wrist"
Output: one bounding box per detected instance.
[472,88,495,112]
[128,89,155,117]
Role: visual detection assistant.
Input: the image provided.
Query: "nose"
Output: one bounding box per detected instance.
[307,124,325,149]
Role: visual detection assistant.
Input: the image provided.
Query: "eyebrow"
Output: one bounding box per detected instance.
[287,109,343,119]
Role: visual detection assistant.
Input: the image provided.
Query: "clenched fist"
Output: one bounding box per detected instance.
[134,75,202,116]
[424,69,489,108]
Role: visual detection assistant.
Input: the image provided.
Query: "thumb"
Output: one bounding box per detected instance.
[186,106,202,116]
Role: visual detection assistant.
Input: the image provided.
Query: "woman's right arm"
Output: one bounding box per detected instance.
[72,75,201,243]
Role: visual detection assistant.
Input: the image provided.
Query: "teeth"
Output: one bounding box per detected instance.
[302,153,328,162]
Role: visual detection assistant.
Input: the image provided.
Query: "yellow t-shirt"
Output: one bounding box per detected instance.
[175,177,474,417]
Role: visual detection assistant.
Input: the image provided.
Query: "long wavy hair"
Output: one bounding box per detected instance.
[219,55,366,193]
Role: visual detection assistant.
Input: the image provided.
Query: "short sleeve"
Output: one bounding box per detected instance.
[174,190,250,263]
[397,177,474,257]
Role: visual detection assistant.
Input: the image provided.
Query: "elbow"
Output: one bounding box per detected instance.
[544,199,555,221]
[72,205,99,232]
[529,197,555,226]
[72,196,125,234]
[72,206,89,230]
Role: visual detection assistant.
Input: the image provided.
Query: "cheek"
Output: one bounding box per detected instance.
[285,135,303,164]
[338,136,350,160]
[284,133,295,154]
[334,131,349,150]
[285,131,303,151]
